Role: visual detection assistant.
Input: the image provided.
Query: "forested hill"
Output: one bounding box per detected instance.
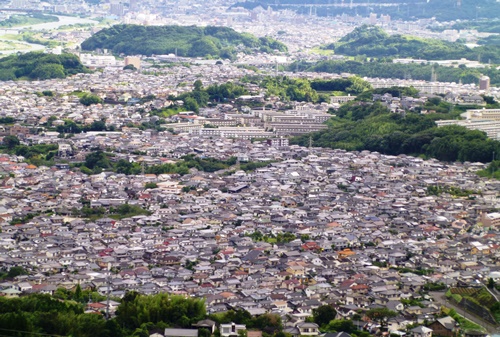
[0,52,89,81]
[81,25,287,59]
[328,25,500,63]
[291,94,500,163]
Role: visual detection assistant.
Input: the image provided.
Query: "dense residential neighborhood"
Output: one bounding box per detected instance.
[0,0,500,336]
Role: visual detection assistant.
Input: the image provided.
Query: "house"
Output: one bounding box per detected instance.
[220,323,246,337]
[427,316,457,337]
[193,319,217,333]
[296,322,319,336]
[411,326,432,337]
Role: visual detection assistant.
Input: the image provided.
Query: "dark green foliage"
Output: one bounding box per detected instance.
[312,305,337,327]
[477,160,500,179]
[84,151,112,171]
[2,135,20,149]
[80,93,103,106]
[56,119,109,134]
[333,25,480,61]
[152,81,248,116]
[79,152,238,175]
[0,141,58,167]
[31,63,65,80]
[209,309,282,335]
[452,20,500,34]
[117,292,206,330]
[0,266,27,280]
[324,319,357,333]
[293,59,500,86]
[365,308,397,329]
[311,77,372,94]
[123,64,137,71]
[0,294,99,337]
[260,76,319,102]
[426,186,479,197]
[292,101,500,163]
[239,161,271,172]
[81,25,287,59]
[0,117,15,124]
[0,52,89,81]
[423,283,447,291]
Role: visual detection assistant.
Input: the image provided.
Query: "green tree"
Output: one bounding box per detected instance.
[2,135,20,149]
[365,308,397,331]
[123,64,137,70]
[312,305,337,327]
[194,79,203,91]
[487,277,496,289]
[183,97,199,113]
[30,63,65,80]
[80,93,102,106]
[199,328,211,337]
[75,284,83,301]
[7,266,27,278]
[84,151,112,170]
[324,319,357,333]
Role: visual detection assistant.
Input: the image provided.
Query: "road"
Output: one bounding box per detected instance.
[429,291,500,334]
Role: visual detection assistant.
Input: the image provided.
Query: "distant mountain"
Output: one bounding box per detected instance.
[235,0,500,21]
[81,24,287,59]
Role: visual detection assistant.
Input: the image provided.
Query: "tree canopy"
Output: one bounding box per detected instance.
[0,52,89,81]
[291,59,500,86]
[81,25,287,59]
[330,25,488,61]
[291,100,500,163]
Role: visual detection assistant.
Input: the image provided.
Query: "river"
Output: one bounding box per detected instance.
[0,14,97,55]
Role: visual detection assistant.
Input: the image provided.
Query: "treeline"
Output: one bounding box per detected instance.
[310,77,372,95]
[241,76,371,103]
[81,25,287,59]
[151,81,248,116]
[0,290,403,337]
[331,25,477,61]
[477,160,500,179]
[330,25,500,63]
[21,32,60,48]
[1,136,58,166]
[291,101,500,163]
[292,59,500,86]
[452,20,500,34]
[78,203,151,220]
[0,52,89,81]
[77,151,238,175]
[0,13,58,27]
[0,292,205,337]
